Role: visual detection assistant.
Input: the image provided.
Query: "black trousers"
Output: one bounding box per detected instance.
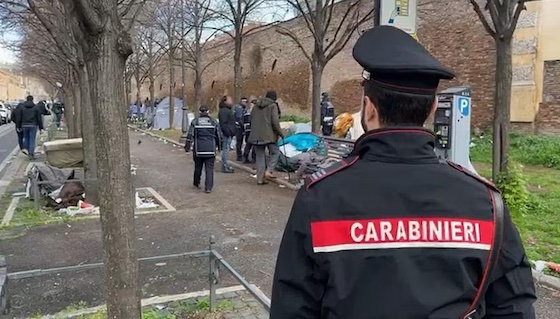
[243,133,255,161]
[193,156,215,190]
[235,127,244,158]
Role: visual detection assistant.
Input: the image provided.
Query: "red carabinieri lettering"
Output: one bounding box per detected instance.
[311,217,494,253]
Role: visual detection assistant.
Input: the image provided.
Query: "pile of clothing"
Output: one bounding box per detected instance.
[276,132,344,178]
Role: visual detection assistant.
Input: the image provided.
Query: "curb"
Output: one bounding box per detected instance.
[129,126,301,191]
[129,126,560,291]
[532,269,560,291]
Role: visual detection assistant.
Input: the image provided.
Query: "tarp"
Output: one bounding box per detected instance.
[153,97,186,129]
[278,133,320,152]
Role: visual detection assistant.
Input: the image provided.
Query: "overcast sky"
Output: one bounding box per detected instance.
[0,3,295,66]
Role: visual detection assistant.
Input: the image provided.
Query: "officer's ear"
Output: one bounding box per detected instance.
[429,96,438,118]
[363,95,380,130]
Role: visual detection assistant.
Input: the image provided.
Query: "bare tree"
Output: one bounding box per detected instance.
[277,0,373,132]
[469,0,535,180]
[183,0,228,109]
[156,0,181,126]
[210,0,270,101]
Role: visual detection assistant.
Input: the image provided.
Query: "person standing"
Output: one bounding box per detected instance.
[234,97,248,161]
[320,92,335,136]
[242,100,256,163]
[184,105,222,194]
[248,90,284,185]
[15,95,43,160]
[270,26,536,318]
[218,95,236,173]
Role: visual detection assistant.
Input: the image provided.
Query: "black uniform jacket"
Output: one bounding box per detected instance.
[270,128,536,319]
[185,115,221,158]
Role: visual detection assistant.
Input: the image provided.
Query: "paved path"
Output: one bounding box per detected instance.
[0,129,558,317]
[0,124,18,172]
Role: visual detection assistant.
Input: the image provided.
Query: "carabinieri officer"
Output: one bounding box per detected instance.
[270,25,536,319]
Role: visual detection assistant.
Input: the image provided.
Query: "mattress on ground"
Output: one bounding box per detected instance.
[43,138,83,168]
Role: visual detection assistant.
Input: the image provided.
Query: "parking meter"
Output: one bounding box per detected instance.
[433,86,476,173]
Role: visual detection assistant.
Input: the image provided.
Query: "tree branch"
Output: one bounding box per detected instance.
[276,26,312,63]
[505,0,527,38]
[469,0,497,38]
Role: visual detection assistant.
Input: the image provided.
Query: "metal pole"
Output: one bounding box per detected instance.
[208,236,217,312]
[179,0,189,144]
[374,0,381,27]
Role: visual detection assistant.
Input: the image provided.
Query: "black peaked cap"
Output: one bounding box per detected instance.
[353,26,455,95]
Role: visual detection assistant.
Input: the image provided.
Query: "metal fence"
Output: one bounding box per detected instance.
[0,238,270,316]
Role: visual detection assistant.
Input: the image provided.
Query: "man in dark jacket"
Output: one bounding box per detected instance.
[218,95,236,173]
[52,102,64,129]
[233,97,248,161]
[185,105,222,193]
[248,90,284,184]
[15,95,44,159]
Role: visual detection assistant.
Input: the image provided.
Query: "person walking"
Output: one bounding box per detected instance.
[218,95,236,173]
[270,26,536,319]
[15,95,43,160]
[248,90,283,185]
[234,97,248,161]
[11,102,24,151]
[184,105,222,194]
[52,101,64,130]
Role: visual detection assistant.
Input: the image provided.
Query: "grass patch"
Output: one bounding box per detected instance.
[471,133,560,169]
[280,114,310,123]
[0,197,76,231]
[150,129,183,143]
[470,133,560,264]
[36,297,234,319]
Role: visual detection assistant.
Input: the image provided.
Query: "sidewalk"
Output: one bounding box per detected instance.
[0,129,296,316]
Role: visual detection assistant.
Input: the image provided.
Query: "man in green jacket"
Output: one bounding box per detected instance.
[248,90,284,185]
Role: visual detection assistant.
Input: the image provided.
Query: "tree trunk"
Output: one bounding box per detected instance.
[71,82,83,137]
[64,92,77,138]
[135,51,141,105]
[194,69,202,113]
[148,32,155,104]
[85,22,141,319]
[233,35,243,102]
[77,66,99,206]
[492,38,513,181]
[310,61,323,133]
[168,50,175,128]
[125,78,132,106]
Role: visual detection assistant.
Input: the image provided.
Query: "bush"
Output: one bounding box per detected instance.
[280,114,310,123]
[470,133,560,169]
[495,162,532,218]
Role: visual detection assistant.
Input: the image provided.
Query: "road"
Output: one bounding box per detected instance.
[0,123,19,174]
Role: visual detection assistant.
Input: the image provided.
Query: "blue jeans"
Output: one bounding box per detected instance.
[221,136,232,170]
[22,126,37,156]
[54,113,62,127]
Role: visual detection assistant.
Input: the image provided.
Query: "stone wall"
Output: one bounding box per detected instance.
[140,0,497,129]
[543,60,560,102]
[535,102,560,136]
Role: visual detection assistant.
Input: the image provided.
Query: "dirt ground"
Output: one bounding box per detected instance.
[0,129,559,317]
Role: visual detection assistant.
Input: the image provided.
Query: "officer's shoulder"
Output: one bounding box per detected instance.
[305,155,359,190]
[443,160,499,192]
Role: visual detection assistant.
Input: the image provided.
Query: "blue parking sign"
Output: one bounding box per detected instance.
[457,97,470,116]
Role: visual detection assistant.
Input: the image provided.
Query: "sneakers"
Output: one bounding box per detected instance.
[204,189,212,194]
[21,149,28,156]
[193,184,201,189]
[222,168,234,173]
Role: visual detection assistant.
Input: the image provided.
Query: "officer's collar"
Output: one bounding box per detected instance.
[352,127,439,164]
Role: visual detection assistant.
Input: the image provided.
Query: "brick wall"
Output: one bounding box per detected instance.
[142,0,496,129]
[535,102,560,136]
[543,60,560,102]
